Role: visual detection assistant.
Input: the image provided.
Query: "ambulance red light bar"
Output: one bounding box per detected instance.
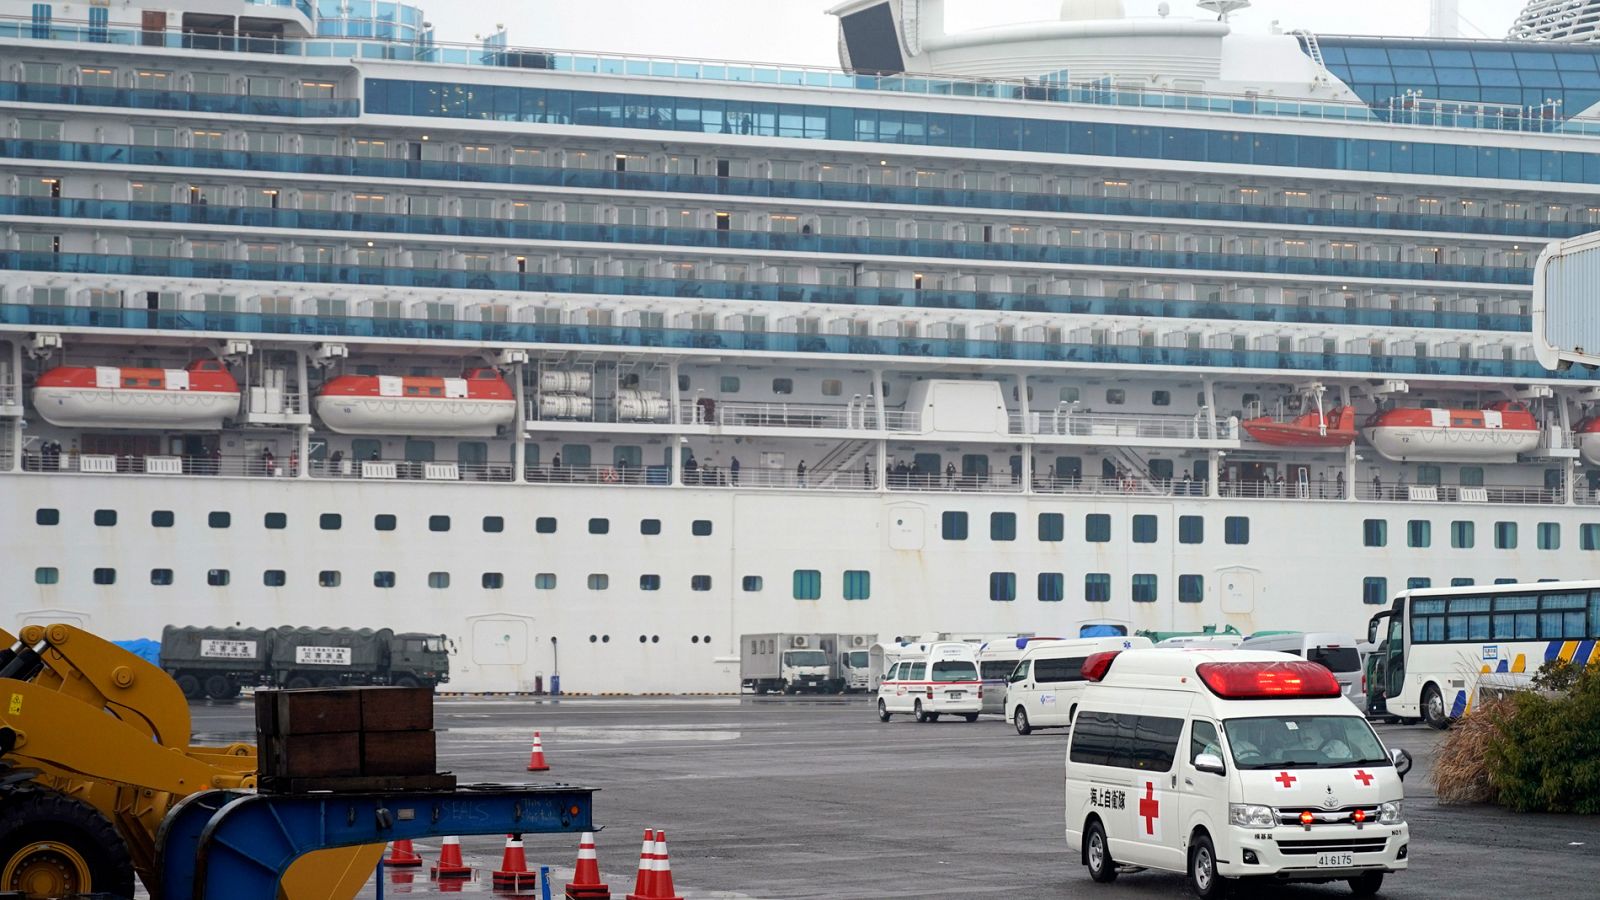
[1195,661,1341,699]
[1081,650,1121,682]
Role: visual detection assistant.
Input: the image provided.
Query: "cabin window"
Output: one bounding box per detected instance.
[742,576,764,592]
[989,572,1017,602]
[483,516,504,533]
[1407,577,1432,590]
[1495,521,1518,549]
[822,379,843,396]
[1407,520,1430,548]
[428,572,451,589]
[772,378,794,395]
[843,570,871,601]
[588,518,609,534]
[692,520,713,536]
[942,511,969,541]
[1363,576,1388,605]
[640,575,661,591]
[92,568,116,585]
[1151,390,1171,406]
[1132,515,1157,543]
[94,509,117,527]
[374,514,396,531]
[1451,520,1475,548]
[535,573,557,589]
[35,508,58,526]
[374,571,396,588]
[320,513,342,530]
[208,569,232,586]
[720,376,740,394]
[1582,523,1600,551]
[1179,515,1204,544]
[1363,519,1388,547]
[260,570,282,587]
[150,569,173,586]
[793,569,822,600]
[537,517,558,533]
[991,512,1017,541]
[318,571,341,587]
[1225,516,1250,544]
[34,567,59,585]
[1451,577,1475,586]
[1085,514,1111,543]
[692,575,713,591]
[209,511,231,529]
[1106,389,1126,405]
[1537,522,1560,550]
[1132,574,1158,603]
[1179,575,1204,603]
[429,515,450,532]
[1038,513,1064,542]
[152,510,174,527]
[1038,573,1065,602]
[587,574,609,590]
[264,512,287,529]
[641,519,662,535]
[1085,573,1111,603]
[482,572,504,589]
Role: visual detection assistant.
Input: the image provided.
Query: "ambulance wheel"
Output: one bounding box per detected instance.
[1188,834,1229,899]
[174,674,202,699]
[963,713,979,722]
[1422,684,1451,730]
[1084,820,1117,883]
[203,675,233,700]
[913,700,926,722]
[1013,707,1033,735]
[877,699,891,722]
[1347,872,1384,896]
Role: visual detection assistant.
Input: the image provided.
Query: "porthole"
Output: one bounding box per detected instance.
[691,635,700,643]
[651,635,659,643]
[639,635,647,643]
[602,634,610,643]
[703,635,712,643]
[589,634,598,643]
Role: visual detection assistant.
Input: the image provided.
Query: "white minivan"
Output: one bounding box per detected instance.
[876,641,982,723]
[1065,649,1412,899]
[1239,632,1365,701]
[1006,636,1151,735]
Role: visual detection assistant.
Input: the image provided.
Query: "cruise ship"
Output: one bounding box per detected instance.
[7,0,1600,693]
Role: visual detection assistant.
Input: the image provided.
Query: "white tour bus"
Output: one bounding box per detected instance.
[1366,579,1600,729]
[1005,636,1151,735]
[975,636,1066,716]
[1239,632,1364,700]
[1066,649,1412,899]
[875,641,982,723]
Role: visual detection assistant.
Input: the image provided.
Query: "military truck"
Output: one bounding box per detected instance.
[160,625,450,699]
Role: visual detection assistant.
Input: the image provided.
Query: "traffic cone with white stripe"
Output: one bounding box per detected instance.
[564,831,611,899]
[624,829,655,900]
[430,835,473,879]
[648,831,684,900]
[493,834,537,891]
[526,731,551,772]
[386,838,423,867]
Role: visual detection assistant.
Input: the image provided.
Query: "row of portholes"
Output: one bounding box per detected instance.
[586,634,715,644]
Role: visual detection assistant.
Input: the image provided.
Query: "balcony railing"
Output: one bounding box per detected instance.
[688,400,901,432]
[1018,410,1235,441]
[5,299,1597,384]
[0,81,357,117]
[1350,481,1568,505]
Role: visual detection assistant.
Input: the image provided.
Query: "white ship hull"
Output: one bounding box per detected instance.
[312,396,516,437]
[29,388,238,430]
[1363,427,1541,463]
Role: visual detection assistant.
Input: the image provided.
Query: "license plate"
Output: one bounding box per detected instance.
[1316,853,1354,868]
[946,691,964,699]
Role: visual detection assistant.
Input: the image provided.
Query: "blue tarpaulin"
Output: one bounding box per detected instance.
[114,638,162,667]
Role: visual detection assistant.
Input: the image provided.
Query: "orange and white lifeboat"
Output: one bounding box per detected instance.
[1577,417,1600,466]
[314,367,515,436]
[30,359,239,429]
[1363,402,1540,462]
[1241,406,1358,449]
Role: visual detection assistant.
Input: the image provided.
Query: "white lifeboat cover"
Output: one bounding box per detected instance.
[164,369,189,391]
[443,378,468,399]
[1429,409,1449,428]
[1483,410,1503,429]
[377,375,403,397]
[95,366,120,389]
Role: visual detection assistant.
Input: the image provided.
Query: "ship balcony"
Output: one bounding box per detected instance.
[0,385,20,418]
[1349,481,1569,505]
[1012,410,1241,450]
[683,399,920,435]
[237,389,310,427]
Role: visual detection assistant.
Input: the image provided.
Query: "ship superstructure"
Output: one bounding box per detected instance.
[6,0,1600,692]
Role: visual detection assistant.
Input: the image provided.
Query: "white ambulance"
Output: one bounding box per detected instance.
[875,641,982,723]
[1064,649,1412,899]
[1006,635,1152,735]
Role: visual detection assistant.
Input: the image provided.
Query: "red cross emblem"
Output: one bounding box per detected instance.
[1354,770,1374,786]
[1138,782,1160,836]
[1274,771,1297,788]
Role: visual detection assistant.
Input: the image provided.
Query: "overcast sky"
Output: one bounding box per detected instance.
[436,1,1537,62]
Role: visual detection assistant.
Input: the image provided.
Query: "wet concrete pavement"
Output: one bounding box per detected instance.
[189,695,1600,899]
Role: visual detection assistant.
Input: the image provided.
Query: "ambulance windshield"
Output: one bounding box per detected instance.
[1222,716,1390,769]
[930,660,978,682]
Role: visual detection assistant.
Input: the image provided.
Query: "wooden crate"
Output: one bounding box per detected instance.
[261,732,361,779]
[359,686,434,732]
[258,688,363,736]
[362,731,438,776]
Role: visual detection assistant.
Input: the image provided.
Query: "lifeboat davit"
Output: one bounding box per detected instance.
[30,359,239,429]
[1241,406,1358,449]
[314,367,515,436]
[1363,401,1540,462]
[1578,417,1600,466]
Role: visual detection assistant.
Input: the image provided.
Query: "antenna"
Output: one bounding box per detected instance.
[1428,0,1460,38]
[1197,0,1251,21]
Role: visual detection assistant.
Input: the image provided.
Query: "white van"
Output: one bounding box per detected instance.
[1065,649,1412,899]
[875,641,982,723]
[1006,636,1152,735]
[976,636,1066,716]
[1156,634,1244,649]
[1239,632,1364,700]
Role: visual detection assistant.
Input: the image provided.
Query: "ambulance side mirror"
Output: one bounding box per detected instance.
[1194,753,1226,775]
[1390,748,1412,779]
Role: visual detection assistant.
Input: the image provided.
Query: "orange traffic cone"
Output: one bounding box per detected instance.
[564,831,611,899]
[493,834,537,891]
[430,835,473,879]
[526,731,551,772]
[650,831,684,900]
[624,829,655,900]
[386,838,423,868]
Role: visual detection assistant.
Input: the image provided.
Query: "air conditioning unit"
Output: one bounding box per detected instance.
[852,635,868,647]
[791,635,808,648]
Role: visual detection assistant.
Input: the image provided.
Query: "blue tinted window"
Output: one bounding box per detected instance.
[991,512,1017,542]
[1178,516,1204,544]
[1086,514,1111,543]
[1085,573,1111,603]
[1363,576,1388,605]
[989,572,1016,603]
[942,511,968,541]
[1178,575,1204,604]
[1132,574,1158,603]
[1132,515,1157,544]
[1038,573,1064,603]
[1038,513,1065,542]
[1224,517,1250,545]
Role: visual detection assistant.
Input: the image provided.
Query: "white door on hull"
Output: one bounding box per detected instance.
[888,505,925,551]
[1218,567,1258,615]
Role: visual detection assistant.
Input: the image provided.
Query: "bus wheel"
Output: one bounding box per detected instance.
[1348,872,1384,897]
[877,699,891,723]
[1422,684,1451,730]
[913,700,926,722]
[1084,820,1117,883]
[1188,833,1228,899]
[1014,707,1033,735]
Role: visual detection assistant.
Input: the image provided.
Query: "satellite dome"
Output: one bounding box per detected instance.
[1060,0,1127,21]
